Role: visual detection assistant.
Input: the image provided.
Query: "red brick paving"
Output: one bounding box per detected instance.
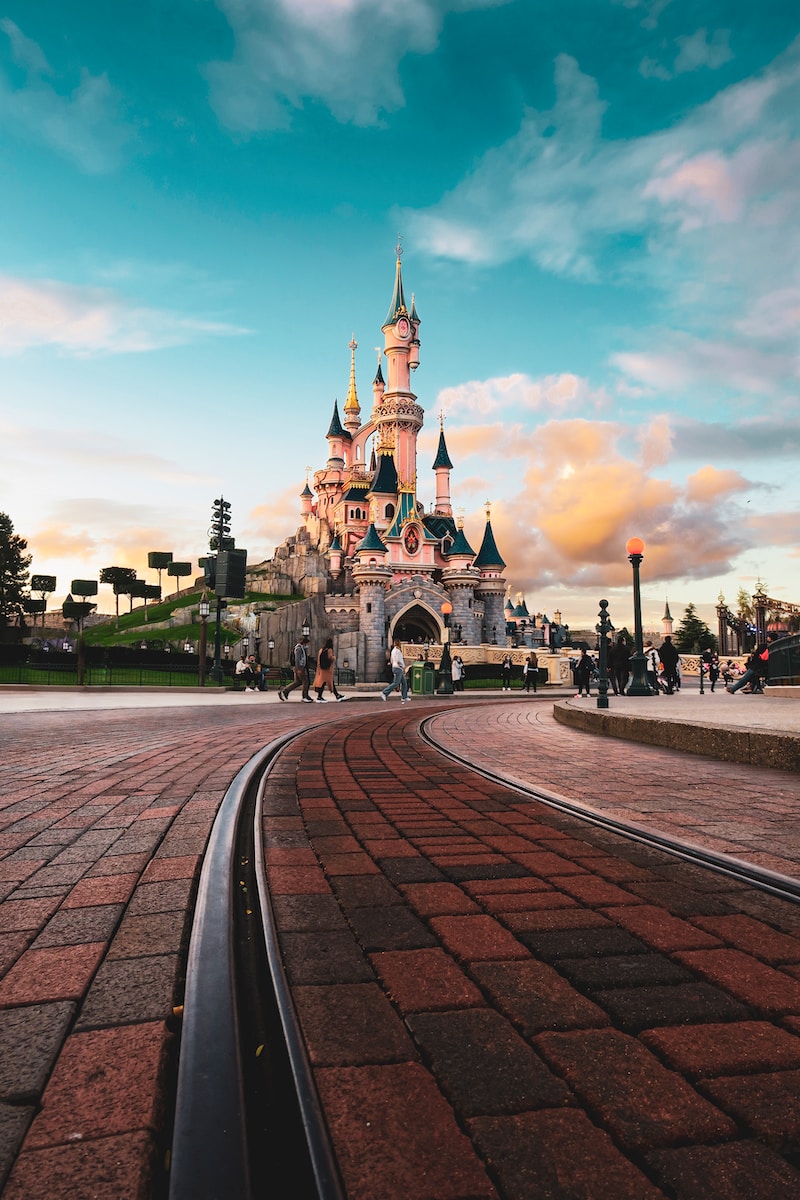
[3,695,800,1197]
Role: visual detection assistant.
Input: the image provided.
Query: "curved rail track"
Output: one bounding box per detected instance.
[167,704,800,1199]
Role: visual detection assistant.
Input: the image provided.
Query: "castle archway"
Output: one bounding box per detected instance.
[390,603,442,645]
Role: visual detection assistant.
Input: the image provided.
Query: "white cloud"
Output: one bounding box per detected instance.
[0,19,130,173]
[674,28,734,74]
[611,330,797,397]
[0,274,251,356]
[437,371,611,417]
[206,0,509,131]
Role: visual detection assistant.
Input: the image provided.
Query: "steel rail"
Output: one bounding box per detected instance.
[420,715,800,907]
[168,727,344,1200]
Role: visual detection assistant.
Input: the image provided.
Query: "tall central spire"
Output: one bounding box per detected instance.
[343,333,360,434]
[384,237,408,327]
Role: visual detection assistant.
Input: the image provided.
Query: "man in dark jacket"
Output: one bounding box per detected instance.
[613,636,631,695]
[658,636,680,694]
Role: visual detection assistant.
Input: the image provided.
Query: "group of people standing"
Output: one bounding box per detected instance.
[500,652,539,692]
[278,635,348,703]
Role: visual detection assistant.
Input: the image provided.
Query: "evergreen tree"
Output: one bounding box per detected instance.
[675,603,717,653]
[0,512,32,630]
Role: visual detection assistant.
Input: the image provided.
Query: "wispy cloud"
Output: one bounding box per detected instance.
[437,372,612,418]
[0,274,251,356]
[0,19,131,173]
[641,27,734,80]
[404,36,800,399]
[206,0,510,131]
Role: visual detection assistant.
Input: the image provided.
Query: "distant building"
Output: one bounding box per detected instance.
[254,248,509,681]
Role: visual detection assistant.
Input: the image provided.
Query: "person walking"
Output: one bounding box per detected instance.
[613,636,631,696]
[451,654,464,692]
[523,651,538,693]
[313,637,347,701]
[658,636,680,694]
[381,639,409,702]
[574,647,593,697]
[278,635,314,703]
[501,654,513,691]
[708,652,720,692]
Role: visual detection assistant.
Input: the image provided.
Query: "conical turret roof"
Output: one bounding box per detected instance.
[384,251,408,326]
[327,400,350,440]
[432,427,453,470]
[474,514,506,570]
[447,524,475,559]
[356,523,387,555]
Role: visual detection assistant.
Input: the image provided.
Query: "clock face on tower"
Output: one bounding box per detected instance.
[396,317,410,339]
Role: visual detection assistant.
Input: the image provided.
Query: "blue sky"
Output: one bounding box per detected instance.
[1,0,798,630]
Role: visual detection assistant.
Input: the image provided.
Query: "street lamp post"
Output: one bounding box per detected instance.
[268,638,275,666]
[198,593,210,687]
[625,537,655,696]
[596,600,612,710]
[211,597,225,685]
[438,601,454,694]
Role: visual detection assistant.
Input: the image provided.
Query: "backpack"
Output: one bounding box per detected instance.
[319,648,331,670]
[289,648,296,667]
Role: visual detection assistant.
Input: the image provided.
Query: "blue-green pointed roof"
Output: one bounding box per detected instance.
[513,599,529,618]
[473,517,505,570]
[384,254,408,326]
[447,524,476,559]
[327,400,350,440]
[373,362,385,386]
[342,481,370,502]
[356,524,387,555]
[384,489,424,539]
[371,450,398,494]
[329,532,342,552]
[410,293,419,323]
[301,481,313,498]
[432,428,453,470]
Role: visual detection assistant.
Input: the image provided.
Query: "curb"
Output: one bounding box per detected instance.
[553,700,800,773]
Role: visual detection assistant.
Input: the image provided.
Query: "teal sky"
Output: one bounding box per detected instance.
[2,0,798,628]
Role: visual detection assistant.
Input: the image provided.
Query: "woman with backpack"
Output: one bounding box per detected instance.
[313,637,347,701]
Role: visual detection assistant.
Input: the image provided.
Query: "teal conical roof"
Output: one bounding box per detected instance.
[447,525,475,559]
[432,428,453,470]
[473,517,505,570]
[356,524,387,555]
[327,400,350,440]
[301,481,313,498]
[384,253,408,326]
[329,532,342,552]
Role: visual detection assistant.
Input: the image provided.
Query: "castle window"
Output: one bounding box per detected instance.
[366,603,372,613]
[385,503,395,519]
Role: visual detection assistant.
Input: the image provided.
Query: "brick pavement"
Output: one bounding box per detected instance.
[2,693,800,1198]
[264,704,800,1199]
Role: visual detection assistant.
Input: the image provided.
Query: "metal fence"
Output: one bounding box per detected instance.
[769,634,800,686]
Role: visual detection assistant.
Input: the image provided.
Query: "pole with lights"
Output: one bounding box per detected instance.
[625,537,655,696]
[437,600,454,694]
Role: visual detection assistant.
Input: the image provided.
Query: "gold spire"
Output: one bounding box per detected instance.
[344,334,360,413]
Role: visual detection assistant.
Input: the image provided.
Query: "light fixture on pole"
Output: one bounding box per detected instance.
[625,537,655,696]
[438,600,453,694]
[302,619,311,639]
[268,637,275,666]
[198,592,210,687]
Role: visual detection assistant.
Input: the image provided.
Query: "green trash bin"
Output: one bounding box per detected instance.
[423,660,436,694]
[411,661,425,695]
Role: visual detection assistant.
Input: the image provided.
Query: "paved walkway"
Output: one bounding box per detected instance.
[1,688,800,1198]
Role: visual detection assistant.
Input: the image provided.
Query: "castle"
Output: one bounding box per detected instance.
[254,248,509,682]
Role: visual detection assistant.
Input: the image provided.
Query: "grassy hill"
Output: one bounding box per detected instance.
[82,590,300,649]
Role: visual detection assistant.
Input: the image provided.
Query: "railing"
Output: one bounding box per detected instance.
[768,634,800,686]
